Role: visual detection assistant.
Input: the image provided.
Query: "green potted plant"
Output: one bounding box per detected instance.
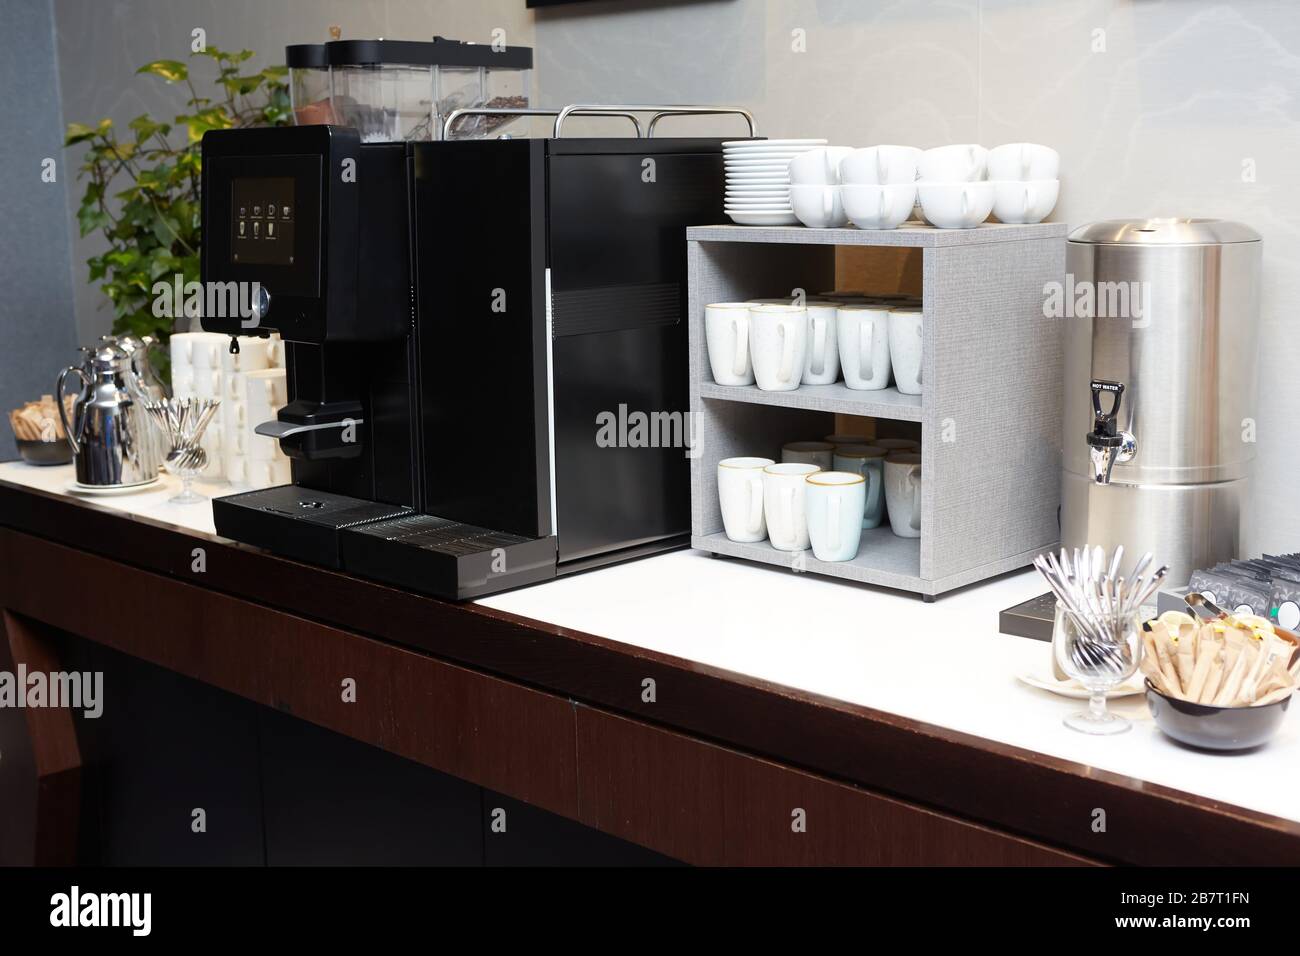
[65,46,291,363]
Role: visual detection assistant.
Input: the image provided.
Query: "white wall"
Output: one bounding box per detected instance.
[53,0,1300,552]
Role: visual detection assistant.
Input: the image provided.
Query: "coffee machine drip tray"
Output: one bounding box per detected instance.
[212,485,414,568]
[340,514,556,600]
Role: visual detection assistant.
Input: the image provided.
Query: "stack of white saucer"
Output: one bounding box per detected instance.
[724,138,827,226]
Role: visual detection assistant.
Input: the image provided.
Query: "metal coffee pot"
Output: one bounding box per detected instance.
[56,340,157,487]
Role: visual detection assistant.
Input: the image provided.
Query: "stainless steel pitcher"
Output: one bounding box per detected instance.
[56,340,155,487]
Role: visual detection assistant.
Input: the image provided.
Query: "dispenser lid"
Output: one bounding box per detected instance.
[325,36,532,70]
[286,44,328,69]
[1069,218,1261,245]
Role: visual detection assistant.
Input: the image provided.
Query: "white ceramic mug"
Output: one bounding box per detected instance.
[184,332,232,370]
[805,472,867,562]
[990,179,1059,224]
[801,301,840,384]
[887,306,924,396]
[840,145,921,185]
[918,144,988,182]
[841,183,917,230]
[836,305,892,390]
[749,305,807,391]
[782,440,835,470]
[917,181,994,229]
[832,445,888,529]
[718,456,774,543]
[763,462,820,551]
[790,185,847,228]
[705,302,756,386]
[884,452,922,538]
[987,143,1059,181]
[788,146,854,186]
[870,438,921,453]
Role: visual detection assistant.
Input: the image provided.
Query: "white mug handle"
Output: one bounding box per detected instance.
[731,317,748,377]
[747,476,763,533]
[777,319,795,383]
[876,150,886,184]
[908,465,922,532]
[960,186,970,218]
[823,188,833,220]
[1023,182,1036,219]
[811,315,826,376]
[828,494,840,552]
[860,315,873,379]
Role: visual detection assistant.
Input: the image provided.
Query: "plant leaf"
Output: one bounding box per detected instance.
[137,59,188,83]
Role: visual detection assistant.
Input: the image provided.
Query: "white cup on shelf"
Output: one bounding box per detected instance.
[782,441,835,471]
[987,143,1059,181]
[840,146,922,185]
[990,179,1059,224]
[832,445,888,529]
[884,452,923,538]
[787,146,854,186]
[749,305,807,391]
[805,471,867,562]
[918,144,988,182]
[717,456,774,543]
[801,300,840,384]
[790,185,848,228]
[762,462,820,551]
[888,305,924,396]
[917,181,994,229]
[836,304,892,390]
[841,183,917,230]
[704,302,756,386]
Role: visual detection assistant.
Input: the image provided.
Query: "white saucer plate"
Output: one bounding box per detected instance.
[1015,671,1146,700]
[67,476,164,496]
[726,210,801,225]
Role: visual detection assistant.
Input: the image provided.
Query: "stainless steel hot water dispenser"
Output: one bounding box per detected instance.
[1060,218,1262,584]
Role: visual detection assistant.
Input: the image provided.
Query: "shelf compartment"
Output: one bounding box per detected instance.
[686,221,1068,598]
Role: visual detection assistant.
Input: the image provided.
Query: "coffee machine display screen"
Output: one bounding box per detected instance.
[231,177,296,266]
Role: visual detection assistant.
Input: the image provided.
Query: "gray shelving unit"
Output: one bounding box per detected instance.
[687,221,1068,599]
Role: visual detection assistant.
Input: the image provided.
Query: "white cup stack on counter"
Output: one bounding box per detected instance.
[704,294,925,396]
[169,331,290,489]
[716,435,922,561]
[782,141,1059,230]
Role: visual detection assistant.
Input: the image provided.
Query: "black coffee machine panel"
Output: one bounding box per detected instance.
[202,89,741,598]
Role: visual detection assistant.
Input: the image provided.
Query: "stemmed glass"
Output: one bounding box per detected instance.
[1034,545,1166,736]
[145,398,221,505]
[1051,601,1141,735]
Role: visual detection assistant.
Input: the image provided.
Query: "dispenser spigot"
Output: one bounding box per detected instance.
[1086,379,1136,484]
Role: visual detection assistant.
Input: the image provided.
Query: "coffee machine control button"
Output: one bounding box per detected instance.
[253,221,261,238]
[267,222,275,238]
[238,220,246,237]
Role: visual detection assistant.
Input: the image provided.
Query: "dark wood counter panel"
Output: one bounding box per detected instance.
[2,477,1296,865]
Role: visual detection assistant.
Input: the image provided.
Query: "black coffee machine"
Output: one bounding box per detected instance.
[200,52,752,598]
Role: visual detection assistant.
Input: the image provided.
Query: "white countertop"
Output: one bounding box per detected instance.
[5,459,1298,826]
